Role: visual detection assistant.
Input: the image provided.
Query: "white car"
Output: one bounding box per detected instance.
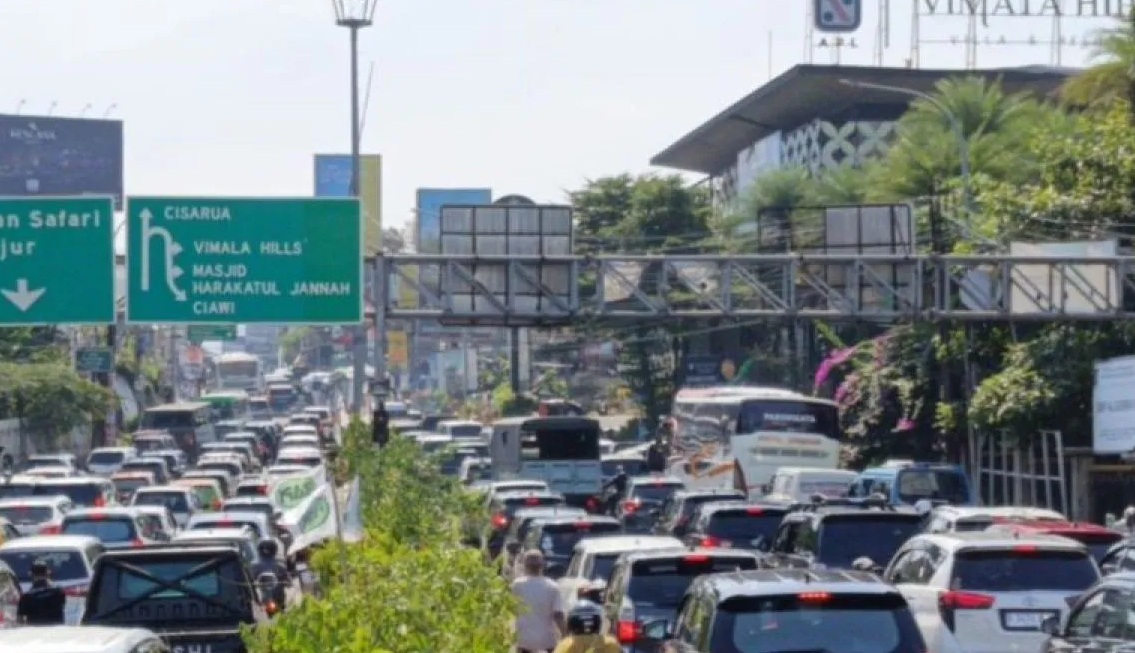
[283,424,318,437]
[0,626,167,653]
[918,505,1067,534]
[86,447,135,476]
[131,485,201,528]
[885,530,1100,653]
[0,495,73,536]
[275,447,324,469]
[556,535,684,613]
[279,434,321,452]
[174,526,258,564]
[0,535,103,624]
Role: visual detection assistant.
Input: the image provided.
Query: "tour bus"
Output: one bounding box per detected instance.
[669,386,840,497]
[489,416,604,511]
[213,351,264,394]
[199,391,252,421]
[138,402,216,462]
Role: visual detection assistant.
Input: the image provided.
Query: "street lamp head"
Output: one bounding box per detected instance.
[332,0,377,27]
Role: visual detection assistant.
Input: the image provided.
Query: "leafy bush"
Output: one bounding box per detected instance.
[244,421,516,653]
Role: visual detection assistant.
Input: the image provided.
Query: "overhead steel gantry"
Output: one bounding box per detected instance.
[371,253,1135,324]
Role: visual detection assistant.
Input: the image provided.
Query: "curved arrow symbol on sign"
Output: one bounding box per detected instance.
[2,279,45,312]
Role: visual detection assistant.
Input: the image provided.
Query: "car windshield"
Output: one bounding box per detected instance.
[0,550,88,582]
[818,516,922,569]
[628,557,759,607]
[539,523,621,555]
[135,492,190,513]
[89,451,126,465]
[34,483,105,507]
[0,505,53,525]
[896,469,969,504]
[706,511,783,546]
[63,517,135,542]
[951,549,1098,592]
[716,594,922,653]
[632,484,683,503]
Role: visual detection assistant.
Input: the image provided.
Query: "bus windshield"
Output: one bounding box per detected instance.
[737,400,839,438]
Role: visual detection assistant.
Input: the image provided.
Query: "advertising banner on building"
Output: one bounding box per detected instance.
[314,153,382,253]
[0,114,124,208]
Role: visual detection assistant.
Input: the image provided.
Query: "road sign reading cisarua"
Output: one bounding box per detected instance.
[126,197,362,324]
[0,196,114,325]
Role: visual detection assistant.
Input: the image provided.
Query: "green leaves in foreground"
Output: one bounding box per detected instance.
[243,422,516,653]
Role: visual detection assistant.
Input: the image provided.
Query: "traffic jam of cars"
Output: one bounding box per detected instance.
[0,386,341,653]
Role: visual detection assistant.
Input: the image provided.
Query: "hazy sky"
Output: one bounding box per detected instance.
[2,0,1121,234]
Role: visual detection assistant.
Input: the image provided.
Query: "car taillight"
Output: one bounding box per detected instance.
[622,500,639,514]
[616,620,641,643]
[131,538,145,548]
[700,535,720,547]
[39,524,61,535]
[939,590,995,631]
[63,584,88,597]
[585,497,599,512]
[524,497,541,506]
[491,513,508,529]
[684,554,710,563]
[93,496,106,507]
[798,591,832,603]
[745,507,764,515]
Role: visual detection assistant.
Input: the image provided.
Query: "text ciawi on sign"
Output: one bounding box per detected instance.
[0,197,114,324]
[1093,355,1135,454]
[125,197,362,324]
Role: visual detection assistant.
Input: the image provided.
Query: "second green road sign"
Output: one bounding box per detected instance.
[0,197,114,325]
[126,197,362,324]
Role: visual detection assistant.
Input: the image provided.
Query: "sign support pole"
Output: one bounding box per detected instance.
[373,255,387,399]
[347,22,367,417]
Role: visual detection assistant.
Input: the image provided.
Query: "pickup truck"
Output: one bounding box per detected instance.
[82,544,271,653]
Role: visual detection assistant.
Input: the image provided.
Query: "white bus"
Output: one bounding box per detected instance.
[214,352,264,393]
[668,386,840,496]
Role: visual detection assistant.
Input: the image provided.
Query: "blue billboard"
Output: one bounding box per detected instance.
[0,114,124,208]
[314,154,353,196]
[415,188,492,254]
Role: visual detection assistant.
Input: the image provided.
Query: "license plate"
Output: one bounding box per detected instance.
[1002,610,1056,630]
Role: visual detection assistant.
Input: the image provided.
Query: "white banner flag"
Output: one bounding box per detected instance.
[285,482,339,555]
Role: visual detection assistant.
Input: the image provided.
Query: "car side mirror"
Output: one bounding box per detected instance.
[1040,614,1060,636]
[641,619,671,640]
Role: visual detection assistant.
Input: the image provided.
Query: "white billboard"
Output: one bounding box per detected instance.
[1093,355,1135,454]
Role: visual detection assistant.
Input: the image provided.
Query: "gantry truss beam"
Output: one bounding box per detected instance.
[374,254,1135,324]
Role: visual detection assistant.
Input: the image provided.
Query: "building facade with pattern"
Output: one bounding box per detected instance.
[651,64,1074,209]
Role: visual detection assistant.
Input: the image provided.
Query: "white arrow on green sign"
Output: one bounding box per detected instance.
[125,197,362,324]
[0,197,115,325]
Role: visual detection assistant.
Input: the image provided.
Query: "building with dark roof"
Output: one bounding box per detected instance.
[650,64,1076,207]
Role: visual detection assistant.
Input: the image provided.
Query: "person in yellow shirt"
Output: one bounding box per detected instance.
[552,601,621,653]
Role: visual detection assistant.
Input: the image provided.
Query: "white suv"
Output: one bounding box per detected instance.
[885,531,1100,653]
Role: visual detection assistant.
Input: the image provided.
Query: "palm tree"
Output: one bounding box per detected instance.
[1061,15,1135,112]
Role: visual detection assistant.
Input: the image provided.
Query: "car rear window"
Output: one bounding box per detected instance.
[0,550,88,582]
[113,478,149,495]
[539,522,621,555]
[818,516,922,569]
[280,457,322,468]
[89,451,126,465]
[236,484,269,498]
[896,469,969,504]
[63,517,136,542]
[632,483,684,502]
[503,496,563,514]
[120,463,162,476]
[34,483,106,507]
[0,505,53,524]
[952,549,1099,592]
[628,556,759,607]
[0,483,35,500]
[135,492,190,513]
[706,510,784,546]
[716,593,922,653]
[118,560,221,599]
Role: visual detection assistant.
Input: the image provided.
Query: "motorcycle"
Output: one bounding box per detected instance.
[255,572,285,616]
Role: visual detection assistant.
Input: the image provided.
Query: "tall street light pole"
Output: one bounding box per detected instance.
[838,79,975,217]
[332,0,378,417]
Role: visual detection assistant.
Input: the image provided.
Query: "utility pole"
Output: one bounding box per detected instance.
[928,187,952,461]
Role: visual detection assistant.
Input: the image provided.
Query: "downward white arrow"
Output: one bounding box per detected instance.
[2,279,45,312]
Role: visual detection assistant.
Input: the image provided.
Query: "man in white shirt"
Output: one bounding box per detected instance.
[512,549,566,653]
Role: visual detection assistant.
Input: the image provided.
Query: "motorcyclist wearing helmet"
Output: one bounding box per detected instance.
[250,539,290,610]
[552,601,621,653]
[602,465,629,514]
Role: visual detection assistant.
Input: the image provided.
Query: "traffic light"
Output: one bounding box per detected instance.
[372,404,389,447]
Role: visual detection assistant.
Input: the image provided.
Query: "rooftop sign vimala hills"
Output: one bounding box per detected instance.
[920,0,1131,25]
[0,196,114,325]
[125,197,362,324]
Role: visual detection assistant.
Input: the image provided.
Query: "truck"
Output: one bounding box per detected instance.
[489,416,603,511]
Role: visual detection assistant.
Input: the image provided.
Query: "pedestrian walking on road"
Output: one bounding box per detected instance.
[512,549,565,653]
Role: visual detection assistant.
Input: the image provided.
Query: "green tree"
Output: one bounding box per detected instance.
[1061,15,1135,112]
[0,328,65,364]
[0,363,115,450]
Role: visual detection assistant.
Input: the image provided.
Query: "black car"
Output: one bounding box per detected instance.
[602,548,761,653]
[643,569,926,653]
[484,490,566,558]
[499,506,588,575]
[654,489,746,538]
[518,515,622,578]
[616,476,685,533]
[766,498,922,570]
[82,544,272,653]
[683,501,788,552]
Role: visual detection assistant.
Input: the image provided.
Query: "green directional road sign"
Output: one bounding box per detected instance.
[188,324,237,343]
[126,197,362,324]
[0,197,114,325]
